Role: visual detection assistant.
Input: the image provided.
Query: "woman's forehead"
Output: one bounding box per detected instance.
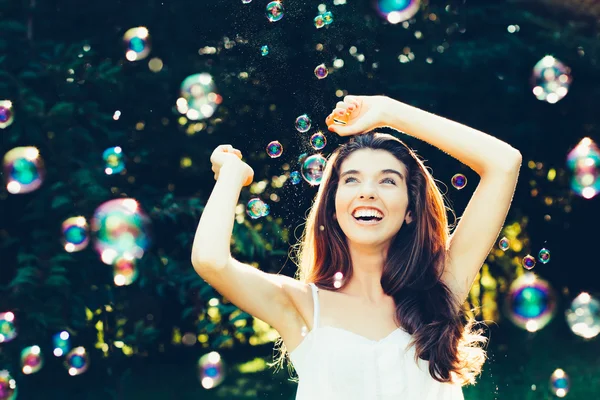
[340,149,407,174]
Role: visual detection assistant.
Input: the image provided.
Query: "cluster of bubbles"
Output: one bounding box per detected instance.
[21,346,43,375]
[3,146,45,194]
[198,351,225,389]
[566,292,600,339]
[52,331,71,357]
[531,56,571,104]
[0,312,16,343]
[266,141,283,158]
[103,146,125,175]
[373,0,421,24]
[295,114,312,133]
[451,173,467,190]
[301,154,327,186]
[178,73,222,121]
[65,347,89,376]
[549,368,570,398]
[261,45,269,56]
[122,27,151,61]
[505,273,556,332]
[314,11,333,29]
[265,1,284,22]
[566,137,599,199]
[0,370,17,400]
[314,63,328,79]
[62,216,90,253]
[310,132,327,150]
[0,100,14,129]
[246,198,270,219]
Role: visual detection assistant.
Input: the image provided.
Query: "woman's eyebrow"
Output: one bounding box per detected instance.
[340,169,404,180]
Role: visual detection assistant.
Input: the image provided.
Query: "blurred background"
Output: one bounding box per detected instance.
[1,0,599,398]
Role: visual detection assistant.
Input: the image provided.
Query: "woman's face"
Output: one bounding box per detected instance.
[334,149,412,249]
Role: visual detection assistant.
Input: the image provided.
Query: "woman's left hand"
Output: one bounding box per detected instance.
[325,95,391,137]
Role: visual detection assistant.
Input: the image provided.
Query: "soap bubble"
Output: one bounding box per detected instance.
[295,114,311,133]
[64,347,89,376]
[246,198,270,219]
[123,27,151,61]
[373,0,421,24]
[322,11,333,25]
[260,45,269,56]
[290,171,301,185]
[538,248,550,264]
[52,331,71,357]
[113,258,139,286]
[310,132,327,150]
[314,63,328,79]
[0,100,14,129]
[549,368,570,398]
[198,351,225,389]
[103,146,125,175]
[179,73,222,120]
[522,254,536,270]
[301,154,327,186]
[3,146,45,194]
[314,15,325,29]
[242,0,252,3]
[0,370,17,400]
[565,292,600,339]
[266,141,283,158]
[505,273,556,332]
[91,198,152,265]
[62,216,90,253]
[566,137,600,199]
[21,346,43,375]
[266,1,284,22]
[498,237,510,251]
[0,312,16,343]
[451,173,467,189]
[531,56,571,104]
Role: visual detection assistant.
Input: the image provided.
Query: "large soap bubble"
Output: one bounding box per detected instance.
[301,154,327,186]
[0,370,17,400]
[373,0,421,24]
[123,27,151,61]
[3,146,45,194]
[504,273,556,332]
[178,73,222,120]
[531,56,571,104]
[565,292,600,339]
[198,351,225,389]
[566,137,600,199]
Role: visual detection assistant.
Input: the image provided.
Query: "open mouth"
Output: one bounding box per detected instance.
[352,215,383,224]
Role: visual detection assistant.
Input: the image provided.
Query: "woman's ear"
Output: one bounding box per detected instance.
[405,211,413,225]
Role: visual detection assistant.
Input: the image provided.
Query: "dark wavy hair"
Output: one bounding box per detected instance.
[273,132,487,385]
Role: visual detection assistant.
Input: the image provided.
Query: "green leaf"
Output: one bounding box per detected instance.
[51,195,71,209]
[9,266,39,287]
[45,275,70,287]
[229,311,251,323]
[17,252,37,264]
[212,334,233,348]
[48,102,75,118]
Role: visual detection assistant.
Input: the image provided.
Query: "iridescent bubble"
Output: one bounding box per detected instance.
[522,254,536,270]
[295,114,312,133]
[322,11,334,25]
[538,248,550,264]
[314,15,325,29]
[64,347,89,376]
[198,351,225,389]
[290,171,301,185]
[451,173,467,190]
[298,153,308,164]
[0,100,14,129]
[310,132,327,150]
[246,198,270,219]
[0,312,16,343]
[314,63,328,79]
[565,292,600,339]
[301,154,327,186]
[21,346,43,375]
[3,146,45,194]
[0,370,17,400]
[531,56,572,104]
[113,258,139,286]
[566,137,600,199]
[91,198,152,265]
[52,331,71,357]
[505,273,556,332]
[123,27,151,62]
[179,73,222,120]
[265,1,284,22]
[373,0,421,24]
[549,368,570,398]
[498,237,510,251]
[266,140,283,158]
[103,146,125,175]
[62,216,90,253]
[242,0,252,3]
[260,45,269,56]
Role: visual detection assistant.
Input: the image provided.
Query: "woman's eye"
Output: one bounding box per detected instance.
[382,178,396,185]
[344,177,357,183]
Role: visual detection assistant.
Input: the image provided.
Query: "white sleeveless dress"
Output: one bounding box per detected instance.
[289,283,465,400]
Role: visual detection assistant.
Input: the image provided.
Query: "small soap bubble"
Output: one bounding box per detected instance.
[62,216,90,253]
[266,140,283,158]
[538,248,550,264]
[0,370,17,400]
[198,351,225,389]
[103,146,125,175]
[301,154,327,186]
[322,11,334,25]
[314,63,328,79]
[451,173,467,189]
[123,27,151,61]
[295,114,312,133]
[290,171,301,185]
[566,292,600,339]
[498,237,510,251]
[3,146,45,194]
[531,56,571,104]
[0,100,14,129]
[298,152,308,164]
[64,347,90,376]
[260,45,269,56]
[314,15,325,29]
[113,258,139,286]
[0,312,16,343]
[333,272,344,289]
[505,273,556,332]
[522,254,536,270]
[21,346,43,375]
[52,331,71,357]
[549,368,570,398]
[374,0,421,23]
[310,132,327,150]
[242,0,252,3]
[246,198,270,219]
[179,73,222,120]
[265,1,284,22]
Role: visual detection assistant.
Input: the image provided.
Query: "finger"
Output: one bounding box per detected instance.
[217,144,234,152]
[214,173,218,181]
[333,107,351,117]
[343,95,359,106]
[233,149,242,159]
[325,113,334,125]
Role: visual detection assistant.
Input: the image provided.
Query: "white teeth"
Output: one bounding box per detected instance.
[352,208,383,219]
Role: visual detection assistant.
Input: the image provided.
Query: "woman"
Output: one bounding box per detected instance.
[191,95,522,399]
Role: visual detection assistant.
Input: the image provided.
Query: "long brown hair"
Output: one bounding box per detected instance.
[273,132,486,385]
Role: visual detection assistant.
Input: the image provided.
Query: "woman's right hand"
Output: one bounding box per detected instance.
[210,145,254,186]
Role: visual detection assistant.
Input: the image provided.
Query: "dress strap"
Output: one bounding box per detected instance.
[308,283,320,329]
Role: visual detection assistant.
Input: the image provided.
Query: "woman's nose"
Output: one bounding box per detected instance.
[358,184,377,199]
